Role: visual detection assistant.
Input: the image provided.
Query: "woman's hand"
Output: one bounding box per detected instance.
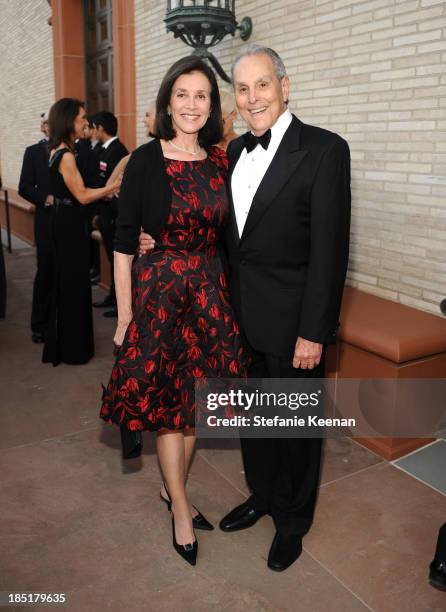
[139,231,155,255]
[114,319,130,349]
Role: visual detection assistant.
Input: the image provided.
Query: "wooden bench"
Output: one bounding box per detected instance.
[326,286,446,460]
[0,188,35,246]
[0,190,113,292]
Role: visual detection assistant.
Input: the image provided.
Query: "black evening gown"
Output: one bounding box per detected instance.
[42,148,94,366]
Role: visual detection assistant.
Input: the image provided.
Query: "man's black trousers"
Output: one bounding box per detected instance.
[240,343,325,537]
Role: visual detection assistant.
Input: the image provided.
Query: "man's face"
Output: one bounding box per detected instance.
[40,119,49,137]
[143,105,156,137]
[233,53,289,136]
[95,124,106,144]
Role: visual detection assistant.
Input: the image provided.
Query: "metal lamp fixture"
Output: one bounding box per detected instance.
[165,1,253,82]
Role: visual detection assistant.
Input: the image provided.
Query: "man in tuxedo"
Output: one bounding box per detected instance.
[18,112,54,344]
[217,44,351,571]
[138,44,351,571]
[91,111,128,315]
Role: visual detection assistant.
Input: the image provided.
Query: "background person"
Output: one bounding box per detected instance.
[143,99,157,138]
[42,98,121,366]
[92,111,128,316]
[18,111,54,344]
[0,174,5,318]
[217,89,238,151]
[103,99,158,192]
[77,114,102,285]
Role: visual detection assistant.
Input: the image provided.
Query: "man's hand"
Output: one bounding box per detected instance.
[45,195,54,206]
[139,231,155,255]
[293,337,322,369]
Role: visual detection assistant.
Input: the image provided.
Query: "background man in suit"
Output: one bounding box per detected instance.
[75,114,101,188]
[218,89,239,151]
[76,114,102,285]
[92,111,128,316]
[138,44,351,572]
[142,100,156,140]
[18,112,54,344]
[0,174,5,319]
[216,44,351,572]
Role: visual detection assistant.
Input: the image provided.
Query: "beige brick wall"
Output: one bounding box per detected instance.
[135,0,446,316]
[0,0,54,190]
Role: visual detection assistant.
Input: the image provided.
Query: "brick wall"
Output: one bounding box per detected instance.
[134,0,446,316]
[0,0,54,189]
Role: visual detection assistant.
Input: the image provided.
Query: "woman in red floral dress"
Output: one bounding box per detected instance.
[99,57,249,566]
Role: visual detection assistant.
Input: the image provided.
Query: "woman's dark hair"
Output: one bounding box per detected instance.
[154,56,223,146]
[48,97,85,151]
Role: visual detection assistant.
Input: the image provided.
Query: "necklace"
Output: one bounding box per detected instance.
[168,139,201,155]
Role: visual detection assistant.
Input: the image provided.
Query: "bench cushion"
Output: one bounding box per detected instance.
[0,188,35,213]
[339,287,446,363]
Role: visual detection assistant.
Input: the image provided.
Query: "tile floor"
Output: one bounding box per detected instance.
[1,246,445,612]
[393,439,446,495]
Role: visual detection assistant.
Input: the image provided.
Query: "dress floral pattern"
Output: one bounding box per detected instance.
[99,146,249,431]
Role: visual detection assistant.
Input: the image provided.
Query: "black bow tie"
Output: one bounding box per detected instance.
[243,129,271,153]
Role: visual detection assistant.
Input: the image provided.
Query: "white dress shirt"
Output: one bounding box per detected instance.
[101,135,118,149]
[231,108,293,237]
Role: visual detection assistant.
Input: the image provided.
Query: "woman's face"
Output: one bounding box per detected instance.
[73,106,88,140]
[168,71,212,138]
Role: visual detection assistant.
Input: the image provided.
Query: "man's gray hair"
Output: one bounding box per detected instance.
[231,44,287,82]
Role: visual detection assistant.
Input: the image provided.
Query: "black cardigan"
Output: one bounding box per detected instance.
[113,139,172,255]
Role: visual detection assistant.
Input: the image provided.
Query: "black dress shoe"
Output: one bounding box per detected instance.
[429,559,446,591]
[219,499,267,532]
[267,532,303,572]
[93,295,116,308]
[160,488,214,531]
[171,515,198,566]
[31,332,45,344]
[103,308,118,318]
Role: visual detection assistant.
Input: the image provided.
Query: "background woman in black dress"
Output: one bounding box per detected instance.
[44,99,121,366]
[100,58,249,565]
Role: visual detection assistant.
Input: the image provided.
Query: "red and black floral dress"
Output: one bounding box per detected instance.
[99,146,249,431]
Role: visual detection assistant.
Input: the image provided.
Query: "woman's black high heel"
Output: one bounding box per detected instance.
[171,514,198,566]
[160,485,214,531]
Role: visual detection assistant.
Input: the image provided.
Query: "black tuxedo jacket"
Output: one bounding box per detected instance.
[18,140,50,209]
[96,138,129,186]
[225,115,351,357]
[75,138,101,187]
